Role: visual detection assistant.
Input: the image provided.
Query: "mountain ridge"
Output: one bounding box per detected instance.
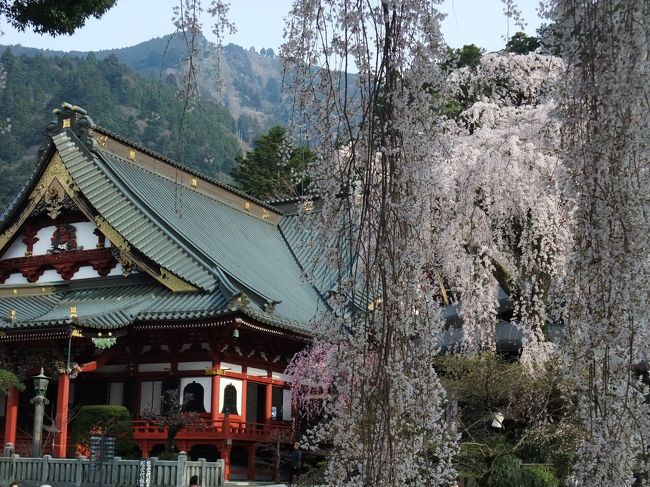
[0,32,288,142]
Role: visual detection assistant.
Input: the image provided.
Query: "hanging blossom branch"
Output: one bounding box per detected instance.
[439,51,570,362]
[548,0,650,485]
[283,1,458,485]
[171,0,235,124]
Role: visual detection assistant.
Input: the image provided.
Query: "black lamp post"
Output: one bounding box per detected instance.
[31,368,50,457]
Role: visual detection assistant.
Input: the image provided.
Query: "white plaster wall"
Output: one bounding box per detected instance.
[272,372,290,382]
[247,367,267,378]
[107,264,123,277]
[177,361,212,371]
[38,269,63,283]
[31,222,100,255]
[220,362,242,373]
[1,236,26,260]
[3,273,29,285]
[72,222,101,249]
[32,226,57,255]
[0,221,110,261]
[138,363,171,373]
[179,376,212,412]
[218,378,242,416]
[70,266,97,280]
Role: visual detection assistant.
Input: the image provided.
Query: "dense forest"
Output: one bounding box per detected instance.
[0,33,289,143]
[0,48,241,209]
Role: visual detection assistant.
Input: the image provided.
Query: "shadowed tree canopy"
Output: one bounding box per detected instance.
[444,44,484,71]
[1,0,117,36]
[233,126,315,200]
[505,32,541,55]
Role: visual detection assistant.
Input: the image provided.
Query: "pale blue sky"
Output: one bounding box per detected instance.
[0,0,545,53]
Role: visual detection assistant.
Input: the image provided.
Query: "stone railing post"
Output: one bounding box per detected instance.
[41,454,51,484]
[75,455,85,487]
[111,456,121,486]
[199,457,206,487]
[176,451,187,487]
[9,453,17,482]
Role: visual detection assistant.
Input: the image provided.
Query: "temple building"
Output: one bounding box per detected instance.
[0,104,328,480]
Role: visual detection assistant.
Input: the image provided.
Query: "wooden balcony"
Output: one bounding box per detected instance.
[132,417,293,445]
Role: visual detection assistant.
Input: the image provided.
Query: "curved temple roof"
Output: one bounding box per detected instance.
[0,104,328,335]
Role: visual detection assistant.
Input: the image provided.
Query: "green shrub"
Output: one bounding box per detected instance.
[0,369,24,392]
[489,454,522,487]
[522,465,560,487]
[71,405,135,457]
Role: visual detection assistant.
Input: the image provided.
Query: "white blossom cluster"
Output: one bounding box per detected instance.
[548,0,650,485]
[447,52,562,112]
[282,1,459,485]
[281,0,650,484]
[439,52,570,362]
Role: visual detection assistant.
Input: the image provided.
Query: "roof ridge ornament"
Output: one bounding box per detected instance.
[49,102,95,148]
[229,291,250,310]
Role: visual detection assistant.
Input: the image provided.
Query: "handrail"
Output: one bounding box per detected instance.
[132,418,293,442]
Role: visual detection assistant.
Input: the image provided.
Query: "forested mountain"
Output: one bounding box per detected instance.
[1,33,289,144]
[0,48,241,210]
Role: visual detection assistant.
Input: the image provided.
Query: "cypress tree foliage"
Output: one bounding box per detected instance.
[232,126,315,199]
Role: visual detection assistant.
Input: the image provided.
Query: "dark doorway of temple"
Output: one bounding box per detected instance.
[190,444,220,461]
[182,381,206,413]
[245,383,267,424]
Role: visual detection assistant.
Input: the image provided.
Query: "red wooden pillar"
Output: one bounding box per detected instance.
[240,366,247,423]
[264,382,273,424]
[210,362,220,423]
[3,387,19,447]
[54,373,70,457]
[223,443,232,480]
[247,443,256,480]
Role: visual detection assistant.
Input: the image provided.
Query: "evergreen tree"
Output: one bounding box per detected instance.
[505,32,541,55]
[233,126,314,199]
[1,0,117,35]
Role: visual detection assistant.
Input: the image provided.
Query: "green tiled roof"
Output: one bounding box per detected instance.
[0,115,330,335]
[0,277,226,329]
[54,133,218,292]
[94,149,327,324]
[0,276,315,335]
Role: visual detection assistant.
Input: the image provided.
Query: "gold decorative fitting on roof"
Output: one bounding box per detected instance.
[262,210,270,219]
[8,309,16,321]
[98,135,108,148]
[70,306,78,319]
[62,118,71,128]
[244,202,251,212]
[191,177,198,188]
[128,149,136,161]
[303,200,315,212]
[71,328,83,338]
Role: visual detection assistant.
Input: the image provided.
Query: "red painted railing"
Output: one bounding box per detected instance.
[132,417,293,443]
